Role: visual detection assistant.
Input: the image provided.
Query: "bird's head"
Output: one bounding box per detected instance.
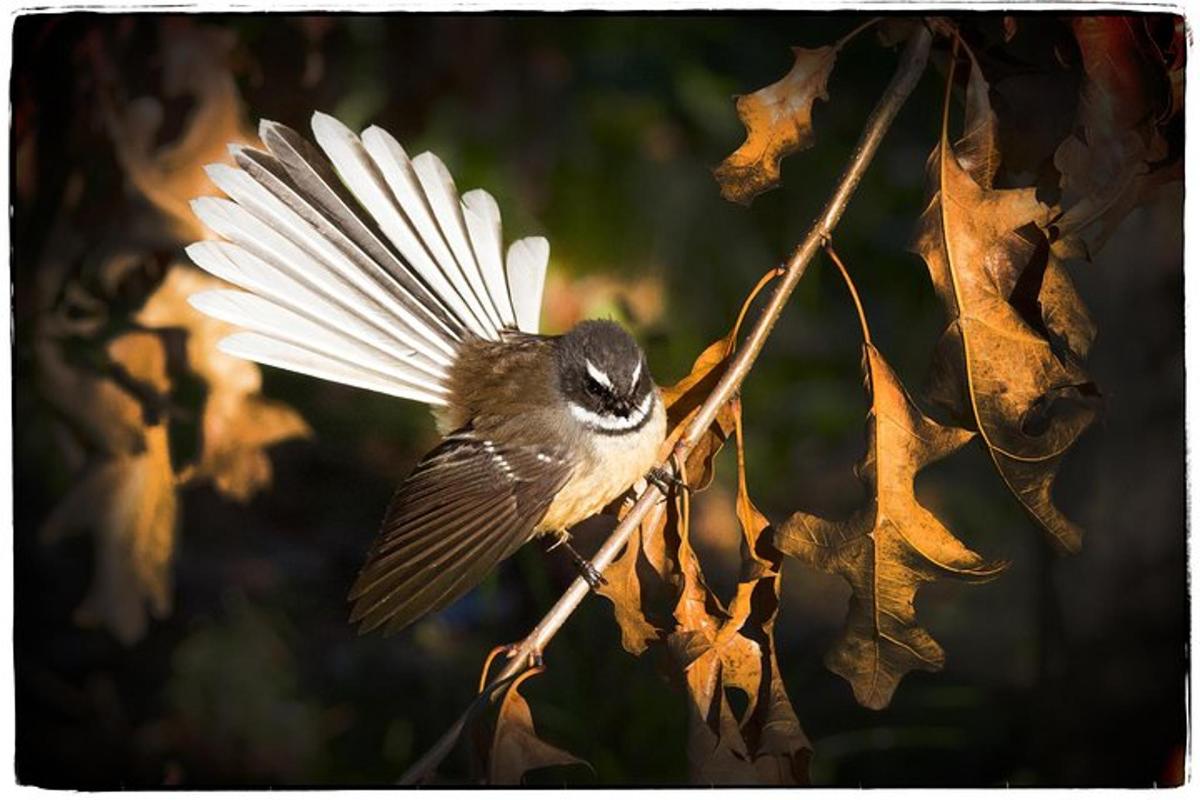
[555,320,655,434]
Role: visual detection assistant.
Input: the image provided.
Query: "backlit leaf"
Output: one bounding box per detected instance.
[137,264,310,502]
[488,668,590,785]
[714,45,838,205]
[1051,15,1184,259]
[777,345,1005,709]
[105,21,254,241]
[914,55,1100,552]
[37,329,177,644]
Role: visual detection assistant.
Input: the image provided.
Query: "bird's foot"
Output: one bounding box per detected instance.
[544,531,607,591]
[570,551,607,592]
[646,463,688,496]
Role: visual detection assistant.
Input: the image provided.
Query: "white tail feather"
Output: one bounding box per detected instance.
[507,237,549,334]
[310,113,494,340]
[190,290,449,397]
[462,189,517,328]
[410,151,503,330]
[185,240,448,381]
[201,163,455,369]
[190,195,456,369]
[186,111,552,406]
[219,332,448,406]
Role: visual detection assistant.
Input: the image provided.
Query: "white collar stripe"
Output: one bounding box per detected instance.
[568,392,653,433]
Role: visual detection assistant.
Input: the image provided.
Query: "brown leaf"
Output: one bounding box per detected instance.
[777,345,1006,709]
[714,45,838,205]
[914,62,1100,552]
[1002,16,1018,43]
[1051,15,1183,259]
[488,668,590,785]
[105,20,254,241]
[597,500,670,656]
[659,335,738,491]
[598,275,809,783]
[137,264,310,501]
[38,330,178,644]
[657,269,778,490]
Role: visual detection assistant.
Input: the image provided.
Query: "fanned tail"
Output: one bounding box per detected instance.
[185,112,550,405]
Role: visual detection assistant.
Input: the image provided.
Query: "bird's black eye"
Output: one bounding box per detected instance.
[585,375,605,396]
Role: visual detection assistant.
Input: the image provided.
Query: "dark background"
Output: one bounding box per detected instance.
[11,12,1187,787]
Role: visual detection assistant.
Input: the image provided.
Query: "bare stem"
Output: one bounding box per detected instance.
[400,22,932,785]
[824,244,873,346]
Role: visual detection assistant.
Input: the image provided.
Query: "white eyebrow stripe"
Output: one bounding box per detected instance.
[585,359,614,390]
[630,359,643,391]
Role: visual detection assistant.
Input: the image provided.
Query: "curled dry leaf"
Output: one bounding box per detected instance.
[1052,15,1184,259]
[777,345,1006,709]
[487,668,590,785]
[598,288,809,782]
[105,20,254,241]
[915,57,1099,553]
[37,329,177,644]
[714,45,838,205]
[137,264,310,502]
[658,335,739,492]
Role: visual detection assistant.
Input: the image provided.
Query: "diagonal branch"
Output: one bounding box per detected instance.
[400,22,933,785]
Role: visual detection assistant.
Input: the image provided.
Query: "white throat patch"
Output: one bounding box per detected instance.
[569,391,654,433]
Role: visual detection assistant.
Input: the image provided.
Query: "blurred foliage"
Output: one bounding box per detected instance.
[11,12,1186,787]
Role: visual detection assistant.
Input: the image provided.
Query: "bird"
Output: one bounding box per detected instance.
[184,111,668,636]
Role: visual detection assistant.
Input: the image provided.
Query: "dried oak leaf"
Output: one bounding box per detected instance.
[777,345,1005,709]
[488,668,590,785]
[1051,15,1184,260]
[106,20,253,241]
[137,264,310,502]
[601,397,810,783]
[597,497,672,656]
[38,329,177,644]
[600,298,755,650]
[598,270,808,783]
[658,334,739,491]
[714,45,838,205]
[915,62,1099,553]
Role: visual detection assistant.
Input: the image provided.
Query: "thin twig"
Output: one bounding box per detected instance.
[835,16,884,51]
[399,22,933,785]
[824,244,872,346]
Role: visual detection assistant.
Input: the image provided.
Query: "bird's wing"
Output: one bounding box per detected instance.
[185,112,551,405]
[348,429,572,635]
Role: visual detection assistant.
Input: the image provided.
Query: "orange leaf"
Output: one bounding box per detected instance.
[137,264,310,502]
[916,53,1099,552]
[778,345,1005,709]
[105,21,254,241]
[38,330,177,644]
[488,668,590,785]
[1051,15,1183,259]
[714,46,838,205]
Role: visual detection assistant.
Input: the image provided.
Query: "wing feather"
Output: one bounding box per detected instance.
[348,430,571,634]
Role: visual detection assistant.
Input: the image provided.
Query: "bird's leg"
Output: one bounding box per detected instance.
[646,461,688,496]
[543,530,607,591]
